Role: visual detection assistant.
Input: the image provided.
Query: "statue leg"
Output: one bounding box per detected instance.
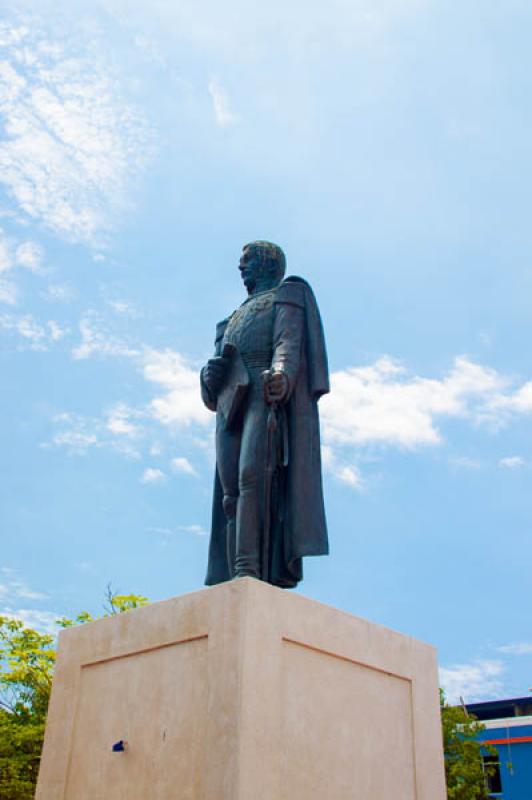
[216,421,241,578]
[222,495,238,578]
[235,390,267,578]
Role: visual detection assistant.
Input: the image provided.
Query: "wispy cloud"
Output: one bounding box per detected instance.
[0,18,153,246]
[0,574,48,602]
[72,311,140,359]
[321,444,363,490]
[451,456,483,470]
[439,659,505,704]
[497,642,532,655]
[0,571,56,634]
[106,403,143,437]
[44,283,76,303]
[142,348,211,427]
[70,316,210,429]
[208,77,239,128]
[0,277,17,305]
[48,337,215,462]
[47,411,141,458]
[14,241,43,273]
[148,523,206,537]
[2,608,59,635]
[171,456,198,477]
[105,298,139,318]
[140,466,166,484]
[0,229,44,276]
[499,456,525,469]
[0,227,46,304]
[0,312,68,349]
[51,427,99,453]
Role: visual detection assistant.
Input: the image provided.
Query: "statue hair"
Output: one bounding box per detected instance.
[243,240,286,281]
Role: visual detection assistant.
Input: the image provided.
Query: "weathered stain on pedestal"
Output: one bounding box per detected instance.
[36,578,446,800]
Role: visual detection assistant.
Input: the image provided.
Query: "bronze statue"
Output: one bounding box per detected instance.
[201,241,329,588]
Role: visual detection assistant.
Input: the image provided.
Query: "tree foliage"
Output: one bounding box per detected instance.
[0,590,149,800]
[441,689,495,800]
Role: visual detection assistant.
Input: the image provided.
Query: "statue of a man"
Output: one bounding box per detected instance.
[200,241,329,588]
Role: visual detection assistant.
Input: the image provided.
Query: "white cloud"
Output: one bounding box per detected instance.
[106,403,142,437]
[0,568,16,577]
[148,523,207,537]
[52,428,99,453]
[0,231,11,272]
[103,0,423,61]
[171,456,198,477]
[0,229,43,274]
[133,34,167,67]
[15,240,43,272]
[0,18,153,246]
[489,383,532,414]
[12,314,44,344]
[178,524,206,536]
[499,456,525,469]
[47,319,68,341]
[44,283,76,302]
[0,277,17,305]
[451,456,483,470]
[321,356,507,450]
[8,581,48,601]
[439,660,505,704]
[0,572,54,632]
[0,312,66,350]
[335,464,363,489]
[321,444,363,490]
[0,227,46,302]
[70,336,210,429]
[106,298,138,317]
[208,77,239,128]
[142,348,211,427]
[2,608,58,635]
[48,410,141,458]
[319,356,532,485]
[497,642,532,655]
[72,311,139,359]
[47,343,532,491]
[141,467,166,484]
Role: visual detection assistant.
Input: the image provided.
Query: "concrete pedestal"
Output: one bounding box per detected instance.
[36,578,446,800]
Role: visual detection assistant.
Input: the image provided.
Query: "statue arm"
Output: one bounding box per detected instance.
[200,318,229,412]
[200,367,217,411]
[271,300,304,399]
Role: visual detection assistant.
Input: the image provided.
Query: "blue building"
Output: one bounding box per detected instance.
[466,697,532,799]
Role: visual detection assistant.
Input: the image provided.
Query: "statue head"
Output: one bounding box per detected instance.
[239,241,286,294]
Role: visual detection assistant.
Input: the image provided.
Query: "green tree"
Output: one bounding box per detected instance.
[0,590,149,800]
[441,689,495,800]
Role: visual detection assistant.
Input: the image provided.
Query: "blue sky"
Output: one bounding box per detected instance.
[1,0,532,704]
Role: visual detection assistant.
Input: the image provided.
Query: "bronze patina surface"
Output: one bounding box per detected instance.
[201,241,329,588]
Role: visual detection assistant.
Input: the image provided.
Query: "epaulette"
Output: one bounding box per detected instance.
[275,279,306,308]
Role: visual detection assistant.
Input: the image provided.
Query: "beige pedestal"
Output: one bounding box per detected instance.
[37,578,446,800]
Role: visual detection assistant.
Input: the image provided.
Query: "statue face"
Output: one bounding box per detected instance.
[238,246,263,292]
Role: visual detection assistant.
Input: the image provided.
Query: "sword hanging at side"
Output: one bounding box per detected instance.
[261,370,279,582]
